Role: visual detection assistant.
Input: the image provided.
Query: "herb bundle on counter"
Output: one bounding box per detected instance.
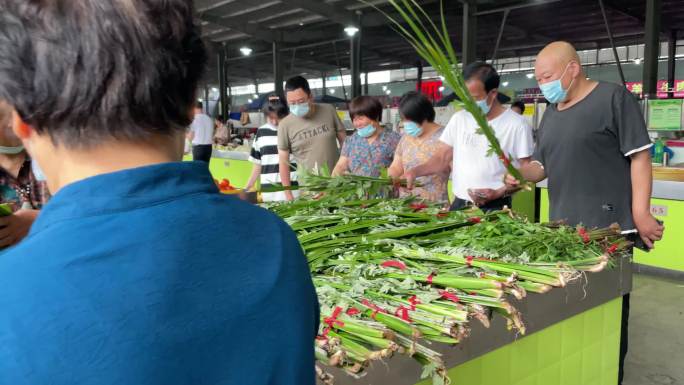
[263,175,628,385]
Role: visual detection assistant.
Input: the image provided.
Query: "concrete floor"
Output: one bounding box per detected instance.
[624,274,684,385]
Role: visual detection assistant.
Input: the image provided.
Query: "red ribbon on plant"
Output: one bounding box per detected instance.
[426,272,436,285]
[394,305,411,322]
[606,243,619,255]
[324,306,345,329]
[577,227,590,244]
[436,211,449,218]
[362,299,386,320]
[409,202,428,212]
[465,256,475,267]
[316,328,330,341]
[439,290,460,303]
[408,295,421,311]
[499,154,511,168]
[346,307,361,316]
[468,217,482,224]
[381,260,407,271]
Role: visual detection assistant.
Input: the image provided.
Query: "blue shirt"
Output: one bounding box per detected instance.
[0,162,319,385]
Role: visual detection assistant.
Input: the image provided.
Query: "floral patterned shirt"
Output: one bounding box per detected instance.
[341,129,401,177]
[0,157,50,212]
[395,127,450,203]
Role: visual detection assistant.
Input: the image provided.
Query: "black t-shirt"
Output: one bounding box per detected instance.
[533,81,652,231]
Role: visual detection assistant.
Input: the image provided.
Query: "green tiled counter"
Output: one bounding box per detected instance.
[324,256,631,385]
[418,298,621,385]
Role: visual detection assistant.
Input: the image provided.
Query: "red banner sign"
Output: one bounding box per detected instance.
[419,80,443,102]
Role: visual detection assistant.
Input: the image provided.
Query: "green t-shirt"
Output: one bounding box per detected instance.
[277,103,345,172]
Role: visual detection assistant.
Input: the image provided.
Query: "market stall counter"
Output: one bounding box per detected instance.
[184,147,253,188]
[323,256,631,385]
[538,177,684,277]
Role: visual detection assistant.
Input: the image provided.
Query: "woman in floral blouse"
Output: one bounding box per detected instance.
[389,92,449,203]
[332,96,400,177]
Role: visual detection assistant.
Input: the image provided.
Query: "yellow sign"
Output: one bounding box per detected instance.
[337,111,349,121]
[523,104,534,117]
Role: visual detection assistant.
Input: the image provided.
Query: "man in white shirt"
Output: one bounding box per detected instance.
[405,62,533,211]
[188,101,214,164]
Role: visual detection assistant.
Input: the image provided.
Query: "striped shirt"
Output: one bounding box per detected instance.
[249,123,298,202]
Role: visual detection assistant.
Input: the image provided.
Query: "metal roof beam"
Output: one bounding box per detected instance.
[475,0,563,16]
[281,0,358,27]
[601,0,670,35]
[199,13,282,42]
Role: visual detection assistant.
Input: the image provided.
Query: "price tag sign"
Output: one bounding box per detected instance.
[650,204,668,217]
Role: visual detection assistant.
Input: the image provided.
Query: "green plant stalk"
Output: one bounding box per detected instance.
[328,317,387,339]
[379,0,530,189]
[384,273,503,290]
[395,249,563,286]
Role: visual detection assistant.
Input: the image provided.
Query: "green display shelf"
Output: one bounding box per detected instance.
[416,298,622,385]
[633,198,684,272]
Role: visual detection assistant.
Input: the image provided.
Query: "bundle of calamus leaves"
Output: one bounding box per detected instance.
[263,174,630,385]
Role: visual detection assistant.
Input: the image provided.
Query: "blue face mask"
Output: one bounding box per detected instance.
[357,124,376,138]
[0,145,24,154]
[290,103,310,118]
[476,97,491,115]
[31,158,46,182]
[404,121,423,137]
[539,63,574,104]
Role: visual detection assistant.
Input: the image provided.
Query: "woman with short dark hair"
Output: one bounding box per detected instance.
[389,91,449,203]
[0,1,318,384]
[245,95,298,201]
[0,100,50,247]
[332,96,400,177]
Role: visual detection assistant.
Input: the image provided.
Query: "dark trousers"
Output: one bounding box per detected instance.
[192,144,213,164]
[618,293,630,384]
[449,196,512,212]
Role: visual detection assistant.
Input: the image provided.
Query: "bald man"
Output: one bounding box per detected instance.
[507,41,664,385]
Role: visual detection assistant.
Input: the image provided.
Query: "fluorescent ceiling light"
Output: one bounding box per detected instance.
[344,26,359,37]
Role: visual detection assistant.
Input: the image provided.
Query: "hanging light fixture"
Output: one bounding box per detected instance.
[240,47,253,56]
[344,26,359,37]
